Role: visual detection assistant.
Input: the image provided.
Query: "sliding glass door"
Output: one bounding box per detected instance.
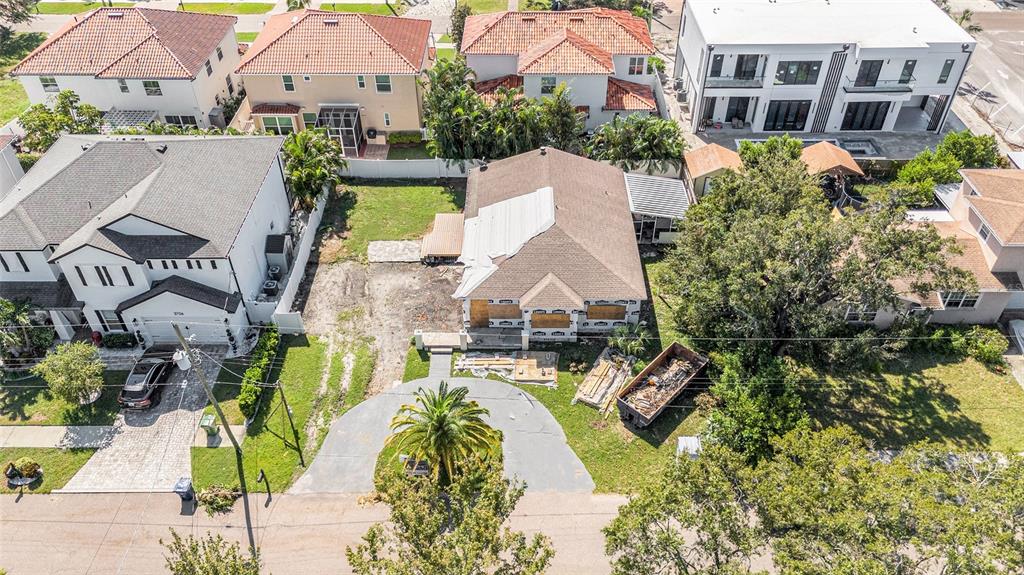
[763,100,811,131]
[841,101,890,131]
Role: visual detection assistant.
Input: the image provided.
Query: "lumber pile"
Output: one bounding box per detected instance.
[574,347,635,413]
[454,351,558,386]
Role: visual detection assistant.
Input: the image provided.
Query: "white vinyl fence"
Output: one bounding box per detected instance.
[271,191,327,333]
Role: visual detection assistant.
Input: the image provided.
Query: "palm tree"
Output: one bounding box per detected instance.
[286,0,309,10]
[609,324,651,357]
[281,128,347,211]
[386,381,502,484]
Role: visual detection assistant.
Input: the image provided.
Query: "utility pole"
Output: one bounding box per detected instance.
[276,379,305,467]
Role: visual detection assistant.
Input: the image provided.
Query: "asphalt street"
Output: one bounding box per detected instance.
[961,11,1024,145]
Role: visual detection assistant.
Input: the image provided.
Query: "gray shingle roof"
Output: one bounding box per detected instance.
[116,275,240,313]
[0,277,82,309]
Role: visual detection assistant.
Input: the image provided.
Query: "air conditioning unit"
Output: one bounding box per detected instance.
[262,280,279,297]
[268,265,281,280]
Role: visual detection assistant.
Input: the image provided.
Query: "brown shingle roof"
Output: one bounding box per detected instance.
[932,221,1004,290]
[474,74,523,104]
[961,169,1024,244]
[464,148,647,302]
[517,28,614,75]
[236,10,430,75]
[462,9,654,57]
[11,8,235,79]
[604,77,656,111]
[684,143,741,180]
[801,141,864,176]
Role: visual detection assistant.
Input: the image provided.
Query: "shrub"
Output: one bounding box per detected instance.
[896,149,962,186]
[197,484,241,516]
[15,456,40,477]
[17,152,40,172]
[386,130,423,145]
[32,341,104,404]
[102,332,136,348]
[968,326,1008,367]
[935,130,1000,169]
[237,325,280,420]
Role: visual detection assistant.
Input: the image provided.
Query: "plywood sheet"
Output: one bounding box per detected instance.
[469,299,489,328]
[531,313,570,328]
[587,305,627,320]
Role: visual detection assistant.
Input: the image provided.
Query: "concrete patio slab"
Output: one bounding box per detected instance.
[367,240,421,263]
[0,425,117,449]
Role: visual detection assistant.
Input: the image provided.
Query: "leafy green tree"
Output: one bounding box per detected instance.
[935,130,1000,169]
[449,2,472,51]
[737,133,802,169]
[162,530,261,575]
[604,445,766,575]
[18,90,102,152]
[484,86,543,159]
[32,342,104,404]
[659,137,973,363]
[111,123,248,136]
[0,0,36,42]
[0,297,33,358]
[286,0,309,9]
[897,148,962,187]
[386,381,503,484]
[282,128,347,211]
[347,464,554,575]
[586,113,686,173]
[539,83,585,154]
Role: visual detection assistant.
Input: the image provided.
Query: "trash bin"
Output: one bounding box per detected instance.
[173,477,194,501]
[199,414,219,436]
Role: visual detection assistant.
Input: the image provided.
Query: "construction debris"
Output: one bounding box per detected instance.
[573,347,635,414]
[617,342,709,428]
[454,351,558,386]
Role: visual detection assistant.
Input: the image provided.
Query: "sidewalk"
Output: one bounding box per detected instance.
[0,425,116,448]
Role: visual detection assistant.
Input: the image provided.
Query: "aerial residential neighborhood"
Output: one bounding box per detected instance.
[1,0,1023,572]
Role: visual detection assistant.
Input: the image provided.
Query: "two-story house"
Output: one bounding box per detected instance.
[233,10,432,156]
[462,9,659,130]
[0,134,303,352]
[11,8,240,129]
[674,0,975,135]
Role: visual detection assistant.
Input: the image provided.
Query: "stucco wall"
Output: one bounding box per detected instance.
[0,250,57,282]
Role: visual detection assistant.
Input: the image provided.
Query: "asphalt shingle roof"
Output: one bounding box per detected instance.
[116,275,240,313]
[961,169,1024,244]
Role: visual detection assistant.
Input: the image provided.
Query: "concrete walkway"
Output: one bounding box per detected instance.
[289,377,594,494]
[428,348,452,379]
[0,425,116,449]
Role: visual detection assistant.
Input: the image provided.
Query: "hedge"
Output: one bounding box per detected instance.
[237,325,280,420]
[386,130,423,145]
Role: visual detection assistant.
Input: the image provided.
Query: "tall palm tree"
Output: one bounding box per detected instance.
[386,381,502,484]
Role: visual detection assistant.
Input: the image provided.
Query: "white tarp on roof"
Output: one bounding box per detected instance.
[453,186,556,298]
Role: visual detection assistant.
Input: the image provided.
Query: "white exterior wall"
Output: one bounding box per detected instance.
[119,291,246,345]
[465,55,518,81]
[0,249,58,282]
[191,30,242,123]
[144,259,233,292]
[56,246,149,332]
[523,74,608,129]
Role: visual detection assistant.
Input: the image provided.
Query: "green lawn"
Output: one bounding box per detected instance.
[812,354,1024,453]
[0,447,95,493]
[202,358,249,426]
[438,33,451,43]
[178,2,274,14]
[642,254,687,350]
[191,335,327,492]
[386,143,433,160]
[402,345,430,382]
[320,180,464,262]
[436,48,457,61]
[318,2,399,15]
[0,33,47,127]
[0,372,126,426]
[35,2,131,14]
[463,0,508,12]
[235,32,259,42]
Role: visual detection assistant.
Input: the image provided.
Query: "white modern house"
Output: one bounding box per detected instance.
[0,135,305,353]
[463,9,660,130]
[11,7,240,130]
[673,0,975,135]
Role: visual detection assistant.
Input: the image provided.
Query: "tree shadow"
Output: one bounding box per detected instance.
[0,383,46,424]
[0,33,47,66]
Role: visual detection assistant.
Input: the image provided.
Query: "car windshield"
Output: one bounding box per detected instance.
[122,387,150,400]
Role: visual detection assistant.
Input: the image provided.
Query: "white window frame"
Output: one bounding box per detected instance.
[941,291,980,309]
[282,75,295,92]
[302,75,312,83]
[375,75,392,93]
[226,74,234,95]
[117,79,129,93]
[262,115,295,135]
[357,75,366,89]
[143,80,162,96]
[40,76,59,92]
[844,305,877,323]
[540,76,556,95]
[978,222,992,241]
[628,57,645,75]
[164,115,198,128]
[383,112,391,127]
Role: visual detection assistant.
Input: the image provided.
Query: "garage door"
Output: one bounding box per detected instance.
[141,317,227,344]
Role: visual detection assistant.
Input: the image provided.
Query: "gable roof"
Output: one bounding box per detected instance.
[961,169,1024,244]
[236,10,431,75]
[684,143,742,180]
[517,28,614,75]
[116,275,241,313]
[604,77,656,111]
[11,8,235,79]
[461,148,647,303]
[801,141,864,177]
[462,9,654,57]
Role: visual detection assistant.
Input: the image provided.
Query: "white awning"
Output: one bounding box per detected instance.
[624,173,691,219]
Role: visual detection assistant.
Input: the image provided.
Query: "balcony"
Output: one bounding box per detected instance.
[843,76,915,93]
[704,74,765,89]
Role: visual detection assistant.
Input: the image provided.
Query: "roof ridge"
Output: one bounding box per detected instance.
[595,7,654,50]
[98,31,192,79]
[461,11,511,53]
[238,9,311,72]
[357,12,418,73]
[10,9,101,75]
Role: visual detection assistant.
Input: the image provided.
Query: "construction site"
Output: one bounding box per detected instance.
[617,343,709,428]
[453,351,559,385]
[572,347,637,415]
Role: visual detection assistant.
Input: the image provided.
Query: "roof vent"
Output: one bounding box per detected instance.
[540,146,547,155]
[324,18,338,24]
[155,144,168,154]
[107,11,124,18]
[291,15,299,23]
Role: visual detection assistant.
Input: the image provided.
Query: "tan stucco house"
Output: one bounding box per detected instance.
[233,10,432,156]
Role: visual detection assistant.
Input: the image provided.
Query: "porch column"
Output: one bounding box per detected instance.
[458,330,468,351]
[520,330,530,351]
[50,311,75,341]
[414,329,424,350]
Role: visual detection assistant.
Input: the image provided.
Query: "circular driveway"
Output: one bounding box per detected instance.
[289,378,594,494]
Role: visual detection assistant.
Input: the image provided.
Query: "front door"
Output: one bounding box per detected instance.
[725,97,750,123]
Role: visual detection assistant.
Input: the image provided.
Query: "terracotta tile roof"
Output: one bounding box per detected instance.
[604,77,656,111]
[961,169,1024,244]
[462,9,654,57]
[11,8,235,79]
[684,143,741,180]
[517,28,614,74]
[474,73,523,104]
[251,103,300,115]
[801,141,864,176]
[236,10,430,75]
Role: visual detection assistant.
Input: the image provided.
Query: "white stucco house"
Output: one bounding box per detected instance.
[462,9,660,130]
[11,7,240,130]
[0,135,303,354]
[674,0,975,134]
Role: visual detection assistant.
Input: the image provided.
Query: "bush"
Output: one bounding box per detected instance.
[197,484,241,516]
[15,456,40,477]
[237,325,280,420]
[102,332,136,348]
[31,341,104,404]
[968,326,1008,367]
[386,130,423,145]
[896,149,962,186]
[935,130,1000,169]
[17,152,40,172]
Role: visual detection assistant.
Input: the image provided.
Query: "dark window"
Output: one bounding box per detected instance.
[0,254,8,272]
[196,260,203,270]
[775,61,821,85]
[210,260,218,270]
[162,261,169,269]
[122,266,134,287]
[842,101,891,130]
[899,60,916,84]
[733,55,758,80]
[763,100,811,131]
[103,266,114,286]
[216,46,224,61]
[709,54,724,77]
[96,310,126,332]
[171,260,178,269]
[186,260,193,270]
[15,253,28,272]
[75,266,87,286]
[939,59,955,83]
[725,97,750,122]
[854,60,883,87]
[146,260,153,269]
[94,266,109,287]
[204,60,213,76]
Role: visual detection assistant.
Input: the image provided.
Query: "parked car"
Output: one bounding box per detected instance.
[118,356,174,409]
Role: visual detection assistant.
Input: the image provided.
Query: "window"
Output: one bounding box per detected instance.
[262,116,295,135]
[844,305,877,323]
[96,310,126,332]
[302,112,317,129]
[775,61,821,85]
[709,54,724,77]
[282,75,295,92]
[733,54,758,80]
[94,266,113,287]
[628,56,644,75]
[143,80,162,96]
[939,59,955,84]
[171,260,178,269]
[540,76,556,95]
[146,261,153,269]
[302,75,312,83]
[383,112,391,127]
[205,59,213,76]
[941,291,980,309]
[210,260,218,270]
[763,100,811,131]
[196,260,203,270]
[40,77,58,92]
[356,75,366,89]
[15,253,28,272]
[842,101,890,131]
[186,260,193,270]
[164,115,198,128]
[226,74,234,95]
[899,59,916,84]
[216,46,224,61]
[978,222,992,241]
[118,79,130,93]
[375,75,391,93]
[75,266,87,286]
[0,254,7,272]
[122,266,134,287]
[162,261,169,269]
[854,60,883,87]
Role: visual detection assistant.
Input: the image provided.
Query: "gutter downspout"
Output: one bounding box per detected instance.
[694,45,714,133]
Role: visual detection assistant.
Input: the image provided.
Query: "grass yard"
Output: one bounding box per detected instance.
[435,48,457,61]
[462,0,508,12]
[642,255,687,350]
[386,143,433,160]
[318,2,399,15]
[34,2,131,14]
[811,353,1024,453]
[202,357,250,426]
[319,180,464,262]
[402,345,431,382]
[235,32,259,42]
[438,33,451,43]
[0,447,96,493]
[178,2,274,14]
[0,33,46,127]
[0,372,126,426]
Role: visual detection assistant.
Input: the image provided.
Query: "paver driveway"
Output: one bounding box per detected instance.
[58,347,225,493]
[289,377,594,494]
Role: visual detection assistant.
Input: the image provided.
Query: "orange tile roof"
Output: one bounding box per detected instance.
[517,29,614,75]
[603,77,656,111]
[961,169,1024,244]
[474,74,523,104]
[251,103,300,115]
[801,141,864,176]
[236,10,430,75]
[684,143,742,180]
[462,9,654,57]
[11,8,235,80]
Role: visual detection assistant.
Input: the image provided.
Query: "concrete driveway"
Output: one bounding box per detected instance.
[57,347,225,493]
[289,377,594,494]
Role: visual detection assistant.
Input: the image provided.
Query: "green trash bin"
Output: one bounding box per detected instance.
[200,414,219,436]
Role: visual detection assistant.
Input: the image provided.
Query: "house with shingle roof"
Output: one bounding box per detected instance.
[233,10,432,156]
[451,148,647,342]
[463,9,659,130]
[0,134,310,353]
[11,7,240,130]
